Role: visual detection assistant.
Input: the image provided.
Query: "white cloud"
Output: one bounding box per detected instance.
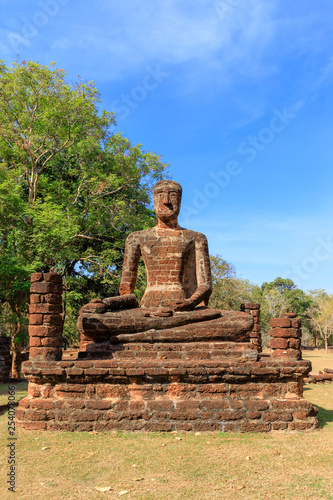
[52,0,277,82]
[0,29,30,55]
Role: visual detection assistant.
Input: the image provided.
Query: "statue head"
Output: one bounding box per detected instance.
[153,180,182,223]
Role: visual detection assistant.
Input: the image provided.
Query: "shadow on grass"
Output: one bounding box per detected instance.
[314,405,333,427]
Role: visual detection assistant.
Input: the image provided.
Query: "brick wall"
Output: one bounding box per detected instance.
[243,303,262,352]
[29,273,63,361]
[16,357,319,432]
[270,313,302,360]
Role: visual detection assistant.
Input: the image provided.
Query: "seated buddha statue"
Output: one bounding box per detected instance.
[77,180,253,343]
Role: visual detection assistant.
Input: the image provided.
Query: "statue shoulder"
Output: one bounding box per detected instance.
[125,228,153,244]
[181,228,208,243]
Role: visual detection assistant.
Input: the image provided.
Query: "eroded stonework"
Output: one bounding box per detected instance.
[16,180,319,432]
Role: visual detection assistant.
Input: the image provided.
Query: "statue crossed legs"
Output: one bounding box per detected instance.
[77,181,253,344]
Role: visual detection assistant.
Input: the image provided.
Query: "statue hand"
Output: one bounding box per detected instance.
[173,299,195,312]
[149,307,173,317]
[80,299,108,314]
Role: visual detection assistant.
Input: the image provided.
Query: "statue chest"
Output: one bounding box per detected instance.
[140,236,194,271]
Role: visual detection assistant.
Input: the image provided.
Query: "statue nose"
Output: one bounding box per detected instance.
[163,193,170,204]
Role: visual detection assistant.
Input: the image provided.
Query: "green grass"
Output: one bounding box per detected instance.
[0,381,28,407]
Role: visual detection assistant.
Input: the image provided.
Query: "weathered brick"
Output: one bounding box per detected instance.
[67,368,84,376]
[247,411,261,419]
[224,422,238,432]
[240,422,271,432]
[70,410,98,422]
[29,325,62,337]
[29,347,61,360]
[67,400,85,409]
[29,303,62,314]
[43,314,63,325]
[291,318,301,328]
[272,422,288,430]
[270,318,291,328]
[85,400,112,410]
[30,399,54,410]
[288,421,314,430]
[175,401,200,410]
[147,400,174,410]
[41,337,62,348]
[30,282,62,294]
[31,273,44,282]
[288,338,301,350]
[30,294,41,303]
[29,314,43,325]
[43,293,62,304]
[43,273,62,283]
[270,338,289,349]
[263,411,293,422]
[192,422,221,431]
[216,411,244,420]
[271,349,301,360]
[270,327,300,338]
[20,421,47,430]
[244,400,269,411]
[200,400,229,410]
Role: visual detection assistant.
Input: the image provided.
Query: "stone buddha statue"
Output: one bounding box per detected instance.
[78,180,253,344]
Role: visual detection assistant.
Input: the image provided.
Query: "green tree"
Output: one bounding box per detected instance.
[210,255,260,310]
[0,60,167,375]
[306,290,333,350]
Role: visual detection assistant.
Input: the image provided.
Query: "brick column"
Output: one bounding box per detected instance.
[243,303,262,353]
[29,273,63,361]
[0,337,11,382]
[270,313,302,360]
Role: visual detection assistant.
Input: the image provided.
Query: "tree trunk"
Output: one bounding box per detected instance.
[11,323,22,378]
[324,327,328,353]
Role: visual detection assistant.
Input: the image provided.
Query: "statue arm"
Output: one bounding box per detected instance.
[119,233,141,295]
[189,233,212,307]
[173,233,212,312]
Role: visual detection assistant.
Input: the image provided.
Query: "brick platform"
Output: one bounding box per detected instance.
[16,269,320,433]
[16,357,319,432]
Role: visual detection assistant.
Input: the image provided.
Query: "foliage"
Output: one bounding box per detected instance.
[306,291,333,351]
[0,60,167,365]
[209,255,261,311]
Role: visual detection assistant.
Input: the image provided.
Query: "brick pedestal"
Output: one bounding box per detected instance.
[29,273,63,361]
[16,358,319,432]
[18,284,319,433]
[270,313,302,360]
[0,337,11,382]
[243,303,262,353]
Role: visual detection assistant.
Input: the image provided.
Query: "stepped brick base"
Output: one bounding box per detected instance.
[16,358,319,432]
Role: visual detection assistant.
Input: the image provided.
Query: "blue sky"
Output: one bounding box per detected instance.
[1,0,333,292]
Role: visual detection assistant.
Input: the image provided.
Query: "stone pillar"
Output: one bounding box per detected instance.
[29,273,63,361]
[270,313,302,360]
[0,337,11,382]
[244,303,262,353]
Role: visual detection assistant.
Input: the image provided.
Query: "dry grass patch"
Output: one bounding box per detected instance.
[303,350,333,373]
[0,381,28,407]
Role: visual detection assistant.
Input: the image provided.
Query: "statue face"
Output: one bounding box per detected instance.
[153,185,181,222]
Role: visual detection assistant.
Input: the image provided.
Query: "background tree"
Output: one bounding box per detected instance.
[306,291,333,351]
[0,60,167,376]
[210,255,261,310]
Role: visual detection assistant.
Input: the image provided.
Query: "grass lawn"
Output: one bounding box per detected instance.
[0,381,28,407]
[1,352,332,499]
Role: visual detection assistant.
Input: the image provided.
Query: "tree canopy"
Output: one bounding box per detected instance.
[0,60,167,375]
